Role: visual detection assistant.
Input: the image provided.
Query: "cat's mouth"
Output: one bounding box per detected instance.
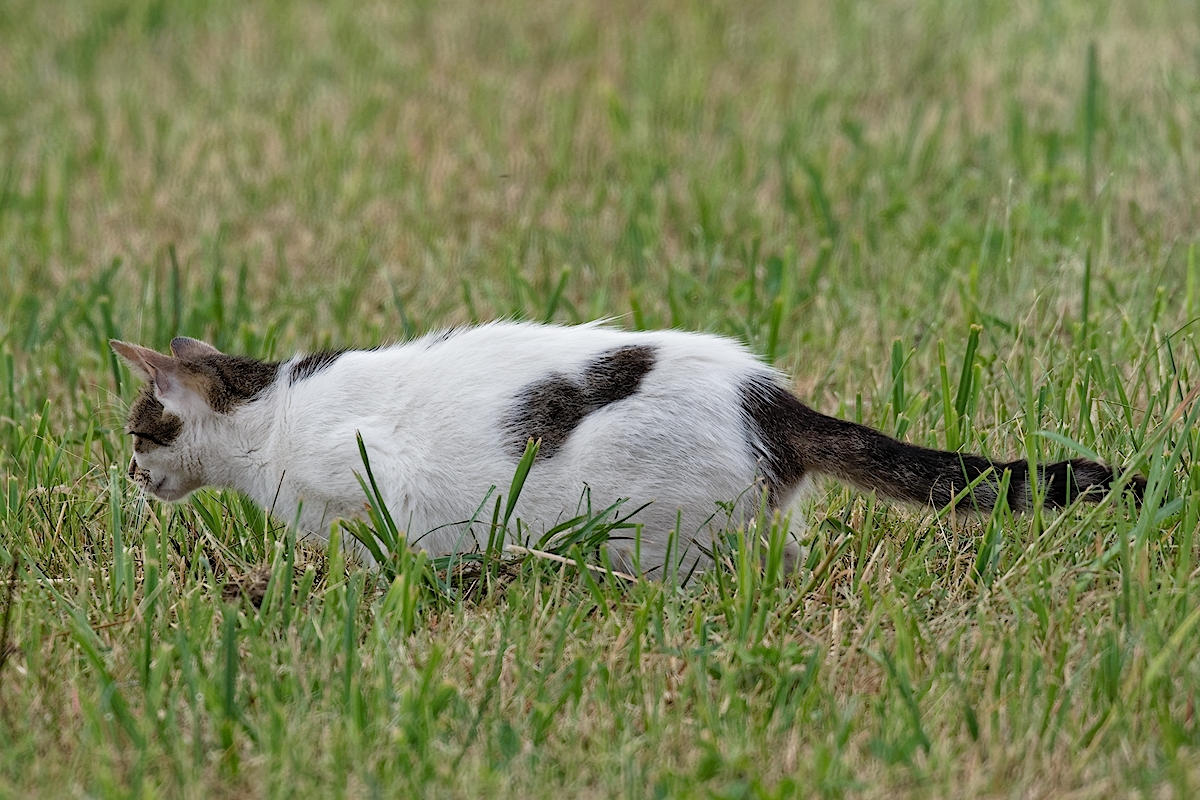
[127,457,188,501]
[127,456,151,488]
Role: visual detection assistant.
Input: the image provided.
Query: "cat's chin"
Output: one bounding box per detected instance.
[145,480,195,503]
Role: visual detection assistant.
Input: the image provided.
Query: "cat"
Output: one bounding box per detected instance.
[111,322,1143,577]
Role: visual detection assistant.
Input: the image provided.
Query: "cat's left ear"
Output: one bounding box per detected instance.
[110,341,162,382]
[111,340,214,417]
[170,337,222,359]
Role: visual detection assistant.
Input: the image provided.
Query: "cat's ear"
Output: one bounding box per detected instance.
[110,341,163,382]
[170,337,221,359]
[110,340,214,417]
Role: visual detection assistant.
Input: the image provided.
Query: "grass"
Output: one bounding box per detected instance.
[1,0,1199,796]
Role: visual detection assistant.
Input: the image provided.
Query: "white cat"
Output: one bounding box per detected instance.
[111,322,1139,576]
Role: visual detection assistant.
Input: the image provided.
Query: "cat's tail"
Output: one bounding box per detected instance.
[742,378,1145,513]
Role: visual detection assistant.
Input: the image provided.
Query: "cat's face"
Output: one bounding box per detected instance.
[111,338,278,502]
[123,385,204,500]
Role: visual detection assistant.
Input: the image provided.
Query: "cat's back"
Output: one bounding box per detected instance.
[411,320,761,374]
[277,320,776,469]
[288,321,770,399]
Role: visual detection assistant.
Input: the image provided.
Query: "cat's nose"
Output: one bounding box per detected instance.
[127,456,137,480]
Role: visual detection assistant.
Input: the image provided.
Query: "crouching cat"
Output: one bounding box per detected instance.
[111,322,1142,577]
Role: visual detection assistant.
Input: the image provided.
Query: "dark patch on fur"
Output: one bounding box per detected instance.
[739,379,811,504]
[507,377,590,458]
[289,350,344,385]
[505,345,656,458]
[127,387,183,450]
[581,345,656,407]
[739,376,1143,512]
[184,354,280,413]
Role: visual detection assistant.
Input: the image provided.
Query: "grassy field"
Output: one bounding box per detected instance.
[2,0,1199,796]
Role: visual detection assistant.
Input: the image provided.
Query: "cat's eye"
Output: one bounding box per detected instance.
[130,431,169,447]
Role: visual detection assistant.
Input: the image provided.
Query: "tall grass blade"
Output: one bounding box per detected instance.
[503,439,539,529]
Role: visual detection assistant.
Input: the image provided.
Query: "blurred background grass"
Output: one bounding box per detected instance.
[3,1,1196,374]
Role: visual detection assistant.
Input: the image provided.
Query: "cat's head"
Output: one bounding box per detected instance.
[111,338,279,501]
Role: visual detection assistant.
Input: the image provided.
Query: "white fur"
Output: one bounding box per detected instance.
[128,322,806,574]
